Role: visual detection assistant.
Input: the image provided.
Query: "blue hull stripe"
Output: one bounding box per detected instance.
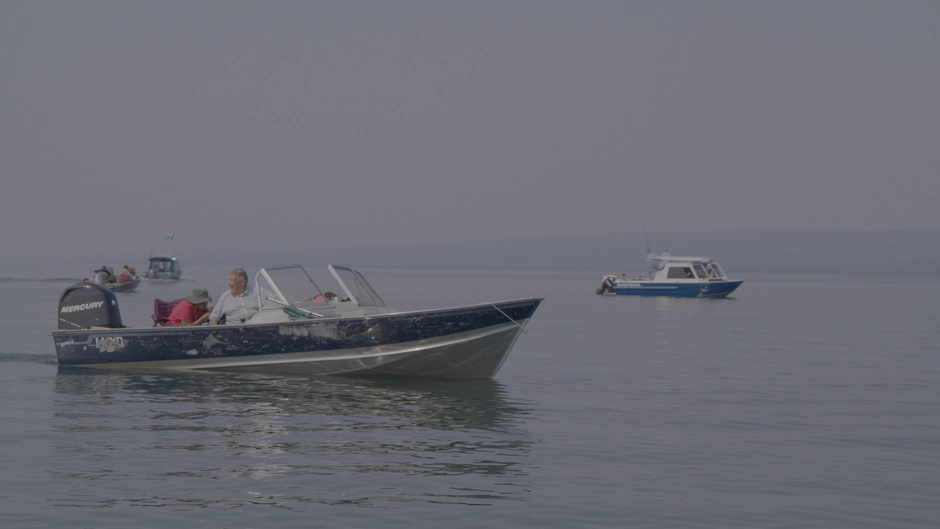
[612,281,742,298]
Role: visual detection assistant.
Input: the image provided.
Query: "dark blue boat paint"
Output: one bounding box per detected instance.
[53,299,541,367]
[612,280,743,298]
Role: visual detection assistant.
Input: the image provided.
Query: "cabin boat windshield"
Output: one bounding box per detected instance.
[708,263,725,278]
[149,258,178,272]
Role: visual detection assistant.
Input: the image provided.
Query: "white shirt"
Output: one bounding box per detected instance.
[210,285,267,324]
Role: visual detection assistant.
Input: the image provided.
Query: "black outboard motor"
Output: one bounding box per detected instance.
[58,282,124,330]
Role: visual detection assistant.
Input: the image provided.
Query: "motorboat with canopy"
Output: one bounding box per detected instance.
[52,264,542,379]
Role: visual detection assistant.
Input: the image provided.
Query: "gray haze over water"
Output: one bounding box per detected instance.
[3,5,939,526]
[2,2,939,263]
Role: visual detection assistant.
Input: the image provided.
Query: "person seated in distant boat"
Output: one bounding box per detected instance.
[91,265,115,283]
[117,265,134,283]
[165,288,212,326]
[685,269,694,278]
[209,268,270,325]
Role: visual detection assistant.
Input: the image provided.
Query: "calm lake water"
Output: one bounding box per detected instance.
[1,264,938,528]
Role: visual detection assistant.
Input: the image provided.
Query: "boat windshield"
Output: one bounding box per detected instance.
[693,264,707,278]
[329,264,386,308]
[256,266,324,305]
[706,263,725,278]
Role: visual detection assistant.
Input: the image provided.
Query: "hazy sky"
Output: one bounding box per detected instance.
[2,1,938,260]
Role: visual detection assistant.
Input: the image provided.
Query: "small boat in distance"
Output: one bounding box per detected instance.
[597,252,743,298]
[144,256,182,280]
[52,264,542,379]
[89,266,141,292]
[144,233,181,280]
[104,277,141,292]
[107,277,141,293]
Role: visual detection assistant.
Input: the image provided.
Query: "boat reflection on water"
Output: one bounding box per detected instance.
[52,368,534,508]
[53,368,528,432]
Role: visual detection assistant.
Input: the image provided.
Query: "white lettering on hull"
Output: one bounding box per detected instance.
[94,336,125,352]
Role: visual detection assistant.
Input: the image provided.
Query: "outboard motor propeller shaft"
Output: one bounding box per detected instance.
[57,282,124,329]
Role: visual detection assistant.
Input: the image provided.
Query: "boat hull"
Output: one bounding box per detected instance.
[145,272,181,280]
[107,278,141,293]
[51,298,542,379]
[611,280,743,298]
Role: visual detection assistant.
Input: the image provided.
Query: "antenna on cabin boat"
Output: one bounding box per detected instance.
[660,233,669,254]
[163,232,175,257]
[641,223,652,255]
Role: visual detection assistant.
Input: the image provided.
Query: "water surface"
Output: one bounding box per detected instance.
[1,264,938,527]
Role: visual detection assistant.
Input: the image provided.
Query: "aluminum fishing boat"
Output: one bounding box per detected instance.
[89,268,141,292]
[52,264,542,379]
[107,277,141,292]
[596,252,743,298]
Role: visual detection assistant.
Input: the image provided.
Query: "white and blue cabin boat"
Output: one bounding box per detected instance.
[597,253,742,298]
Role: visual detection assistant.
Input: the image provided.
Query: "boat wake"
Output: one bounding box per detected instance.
[0,277,82,283]
[0,352,58,365]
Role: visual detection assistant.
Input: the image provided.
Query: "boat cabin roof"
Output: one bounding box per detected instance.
[647,254,713,265]
[148,256,178,263]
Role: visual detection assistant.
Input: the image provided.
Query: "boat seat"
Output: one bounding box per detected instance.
[152,297,184,327]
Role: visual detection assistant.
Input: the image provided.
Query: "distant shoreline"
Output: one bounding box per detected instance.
[4,228,939,276]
